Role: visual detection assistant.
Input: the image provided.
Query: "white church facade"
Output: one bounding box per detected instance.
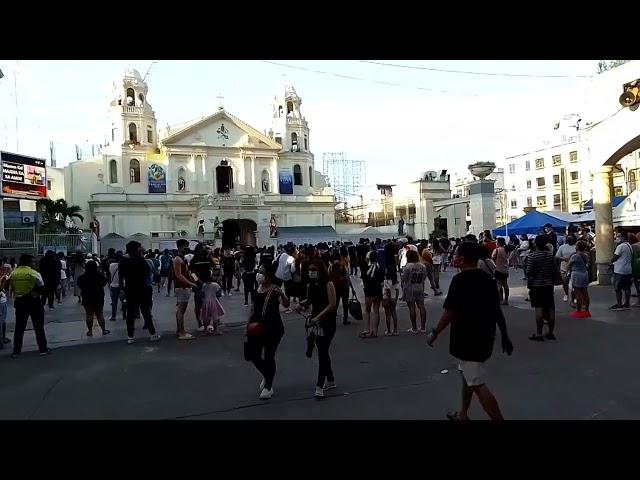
[63,68,336,249]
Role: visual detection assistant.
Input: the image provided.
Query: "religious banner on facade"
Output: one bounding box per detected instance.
[278,167,293,195]
[148,163,166,193]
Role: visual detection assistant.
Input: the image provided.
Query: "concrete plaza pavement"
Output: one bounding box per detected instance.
[1,268,640,420]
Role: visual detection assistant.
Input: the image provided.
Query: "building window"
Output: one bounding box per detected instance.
[126,88,135,106]
[275,136,282,145]
[111,124,116,142]
[128,123,138,142]
[526,197,532,207]
[291,132,298,152]
[570,171,579,182]
[614,186,624,196]
[553,174,560,185]
[261,170,270,193]
[570,151,578,163]
[511,184,516,191]
[304,135,308,151]
[147,126,153,143]
[510,199,517,209]
[309,166,313,188]
[177,167,186,191]
[630,170,637,193]
[525,160,530,171]
[552,154,562,166]
[129,159,140,183]
[293,164,302,186]
[571,191,580,203]
[536,177,545,187]
[553,194,561,207]
[509,164,516,174]
[286,101,294,115]
[535,158,544,169]
[216,159,233,193]
[510,216,518,222]
[526,179,532,189]
[537,196,547,207]
[109,159,118,184]
[47,180,52,190]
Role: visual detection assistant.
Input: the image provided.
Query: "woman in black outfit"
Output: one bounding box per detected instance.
[298,259,338,399]
[76,261,110,337]
[360,250,384,338]
[242,246,257,307]
[247,262,289,400]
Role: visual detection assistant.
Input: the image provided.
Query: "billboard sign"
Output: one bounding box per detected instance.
[278,167,293,195]
[0,151,47,199]
[148,163,166,193]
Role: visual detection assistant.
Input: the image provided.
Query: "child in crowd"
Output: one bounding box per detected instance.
[200,270,225,335]
[382,265,399,336]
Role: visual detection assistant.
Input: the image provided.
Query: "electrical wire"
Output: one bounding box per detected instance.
[358,60,595,79]
[260,61,479,96]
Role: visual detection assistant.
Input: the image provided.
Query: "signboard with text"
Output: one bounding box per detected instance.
[148,163,166,194]
[0,151,47,199]
[278,167,293,195]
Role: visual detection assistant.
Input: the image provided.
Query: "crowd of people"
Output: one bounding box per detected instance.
[1,223,639,419]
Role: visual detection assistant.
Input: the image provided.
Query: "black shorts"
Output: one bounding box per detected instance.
[494,270,509,281]
[529,285,555,309]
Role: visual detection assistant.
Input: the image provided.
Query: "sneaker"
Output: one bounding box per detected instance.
[109,317,116,322]
[563,295,568,302]
[221,292,226,297]
[10,353,19,358]
[609,304,623,311]
[48,306,54,311]
[178,333,195,340]
[197,326,205,332]
[228,293,232,297]
[150,334,161,342]
[323,380,337,391]
[39,348,53,356]
[243,302,249,307]
[127,337,135,345]
[314,386,325,399]
[259,388,273,400]
[570,311,583,319]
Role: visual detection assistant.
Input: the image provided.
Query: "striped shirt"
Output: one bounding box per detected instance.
[526,250,555,287]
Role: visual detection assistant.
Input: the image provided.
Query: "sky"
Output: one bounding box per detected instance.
[0,60,598,185]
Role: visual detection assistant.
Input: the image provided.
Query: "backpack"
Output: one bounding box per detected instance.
[329,262,349,291]
[160,255,171,271]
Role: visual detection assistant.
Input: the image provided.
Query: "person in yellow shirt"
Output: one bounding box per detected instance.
[7,254,52,358]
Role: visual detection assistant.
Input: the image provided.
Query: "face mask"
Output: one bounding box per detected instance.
[453,256,464,269]
[309,271,319,281]
[256,273,266,285]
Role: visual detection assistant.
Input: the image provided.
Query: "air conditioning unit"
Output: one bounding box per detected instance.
[22,215,35,224]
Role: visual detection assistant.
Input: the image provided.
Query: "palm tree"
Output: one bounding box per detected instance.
[36,198,84,233]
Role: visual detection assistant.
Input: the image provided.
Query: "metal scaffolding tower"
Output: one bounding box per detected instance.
[321,152,366,204]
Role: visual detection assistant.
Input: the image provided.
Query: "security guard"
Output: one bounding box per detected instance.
[8,254,52,358]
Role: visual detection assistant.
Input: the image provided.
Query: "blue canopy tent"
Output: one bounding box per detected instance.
[493,210,569,236]
[582,196,626,210]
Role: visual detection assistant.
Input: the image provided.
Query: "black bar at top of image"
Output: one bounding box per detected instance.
[0,151,46,169]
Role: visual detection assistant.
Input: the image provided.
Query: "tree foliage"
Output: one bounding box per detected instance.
[36,198,84,233]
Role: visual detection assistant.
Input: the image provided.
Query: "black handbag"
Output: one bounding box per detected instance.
[348,287,363,321]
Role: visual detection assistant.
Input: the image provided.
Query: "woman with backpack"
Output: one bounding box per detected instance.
[328,251,351,326]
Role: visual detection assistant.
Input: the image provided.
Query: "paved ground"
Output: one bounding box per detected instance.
[1,268,639,420]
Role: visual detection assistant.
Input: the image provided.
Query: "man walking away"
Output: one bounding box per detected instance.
[173,239,198,339]
[8,255,53,358]
[427,241,513,420]
[39,250,61,310]
[119,241,161,344]
[609,230,634,311]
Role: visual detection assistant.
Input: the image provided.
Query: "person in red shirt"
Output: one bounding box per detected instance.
[483,231,497,255]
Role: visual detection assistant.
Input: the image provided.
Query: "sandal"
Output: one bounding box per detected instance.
[358,331,371,338]
[407,328,419,334]
[528,334,544,342]
[446,411,469,421]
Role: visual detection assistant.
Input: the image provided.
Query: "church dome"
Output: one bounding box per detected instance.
[124,67,143,81]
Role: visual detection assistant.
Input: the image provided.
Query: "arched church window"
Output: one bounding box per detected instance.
[138,93,144,105]
[287,101,293,115]
[630,170,637,193]
[294,164,302,186]
[309,166,313,188]
[304,135,308,151]
[291,132,298,152]
[126,88,135,106]
[111,124,116,142]
[278,105,283,117]
[177,167,186,191]
[216,159,233,194]
[129,158,140,184]
[109,159,118,184]
[128,123,138,142]
[147,125,153,143]
[261,170,270,193]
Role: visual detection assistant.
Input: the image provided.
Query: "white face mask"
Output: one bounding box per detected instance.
[256,273,266,285]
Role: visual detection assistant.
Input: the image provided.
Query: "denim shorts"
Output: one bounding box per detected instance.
[613,273,633,292]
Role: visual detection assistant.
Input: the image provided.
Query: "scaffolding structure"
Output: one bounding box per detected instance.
[321,152,366,204]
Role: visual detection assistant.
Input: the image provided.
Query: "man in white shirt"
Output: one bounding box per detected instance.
[609,230,633,311]
[108,252,127,321]
[555,234,576,302]
[274,244,294,287]
[57,252,68,301]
